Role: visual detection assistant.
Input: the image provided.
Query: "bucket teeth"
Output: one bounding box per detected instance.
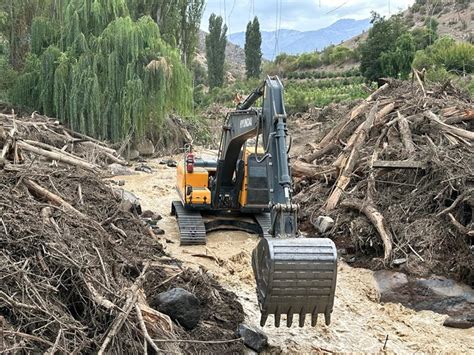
[274,307,281,327]
[286,309,293,327]
[298,311,306,327]
[311,306,319,327]
[324,311,331,326]
[252,237,338,328]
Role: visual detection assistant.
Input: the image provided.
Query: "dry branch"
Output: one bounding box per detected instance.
[397,112,416,155]
[292,160,336,178]
[427,111,474,141]
[372,160,426,169]
[325,103,379,211]
[24,179,87,219]
[17,141,100,171]
[341,199,393,262]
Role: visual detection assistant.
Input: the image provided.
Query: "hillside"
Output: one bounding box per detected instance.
[343,1,473,50]
[229,18,371,60]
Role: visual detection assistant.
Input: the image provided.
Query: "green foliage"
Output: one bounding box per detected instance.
[10,0,193,142]
[284,80,371,112]
[205,14,227,88]
[413,37,474,74]
[267,45,358,75]
[0,56,17,102]
[360,13,408,82]
[380,32,415,79]
[245,17,262,79]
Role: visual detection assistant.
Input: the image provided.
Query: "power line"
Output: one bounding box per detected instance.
[326,1,348,15]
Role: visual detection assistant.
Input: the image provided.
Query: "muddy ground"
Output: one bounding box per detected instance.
[110,155,473,353]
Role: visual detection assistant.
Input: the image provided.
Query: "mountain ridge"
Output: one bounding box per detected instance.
[228,18,372,59]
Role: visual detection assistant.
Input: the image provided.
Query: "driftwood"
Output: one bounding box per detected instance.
[340,198,393,262]
[325,103,379,211]
[397,112,416,155]
[427,111,474,141]
[302,83,391,163]
[292,160,336,178]
[98,263,150,355]
[17,141,100,171]
[24,179,87,219]
[372,160,426,169]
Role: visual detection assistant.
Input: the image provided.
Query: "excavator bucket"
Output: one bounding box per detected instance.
[252,237,337,327]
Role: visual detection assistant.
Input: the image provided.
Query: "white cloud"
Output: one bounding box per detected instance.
[201,0,415,33]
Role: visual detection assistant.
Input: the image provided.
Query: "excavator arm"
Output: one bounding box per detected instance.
[214,76,338,327]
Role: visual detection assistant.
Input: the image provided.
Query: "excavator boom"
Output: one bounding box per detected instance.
[172,76,337,327]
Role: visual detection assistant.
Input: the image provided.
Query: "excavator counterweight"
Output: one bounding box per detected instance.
[172,76,337,327]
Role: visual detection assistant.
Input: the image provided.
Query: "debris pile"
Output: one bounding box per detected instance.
[0,110,244,353]
[291,79,473,284]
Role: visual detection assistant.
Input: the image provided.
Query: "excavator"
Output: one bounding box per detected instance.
[171,76,337,327]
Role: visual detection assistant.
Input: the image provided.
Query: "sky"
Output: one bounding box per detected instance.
[200,0,415,34]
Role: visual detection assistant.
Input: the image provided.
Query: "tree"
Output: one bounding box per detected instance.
[360,13,408,83]
[245,16,262,78]
[10,0,193,142]
[380,32,416,79]
[205,14,227,88]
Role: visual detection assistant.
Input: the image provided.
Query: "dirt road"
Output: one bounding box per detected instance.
[111,156,473,353]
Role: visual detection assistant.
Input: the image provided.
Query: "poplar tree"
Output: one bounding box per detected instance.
[245,17,262,79]
[205,14,227,88]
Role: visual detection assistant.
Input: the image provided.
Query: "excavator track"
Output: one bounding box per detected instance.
[252,237,337,327]
[171,201,207,246]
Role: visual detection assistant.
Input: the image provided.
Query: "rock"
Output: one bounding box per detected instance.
[443,315,473,329]
[135,164,153,173]
[155,288,201,330]
[108,163,134,176]
[166,159,177,168]
[141,210,161,220]
[136,139,155,156]
[152,226,165,235]
[373,270,409,302]
[238,324,268,353]
[115,189,142,215]
[313,216,335,233]
[392,258,407,266]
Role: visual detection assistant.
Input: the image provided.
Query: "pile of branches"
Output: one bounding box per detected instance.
[0,110,128,170]
[292,78,473,283]
[0,111,244,353]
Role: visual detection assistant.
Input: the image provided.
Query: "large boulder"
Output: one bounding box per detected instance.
[238,324,268,353]
[155,288,201,330]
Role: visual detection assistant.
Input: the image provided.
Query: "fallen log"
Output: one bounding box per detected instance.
[372,160,426,169]
[292,160,336,178]
[24,179,87,220]
[17,140,100,171]
[325,103,379,211]
[340,198,393,262]
[427,111,474,141]
[313,84,389,153]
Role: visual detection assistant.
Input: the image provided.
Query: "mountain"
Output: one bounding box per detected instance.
[228,18,372,60]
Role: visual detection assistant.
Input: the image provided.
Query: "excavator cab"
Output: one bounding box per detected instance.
[171,76,337,327]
